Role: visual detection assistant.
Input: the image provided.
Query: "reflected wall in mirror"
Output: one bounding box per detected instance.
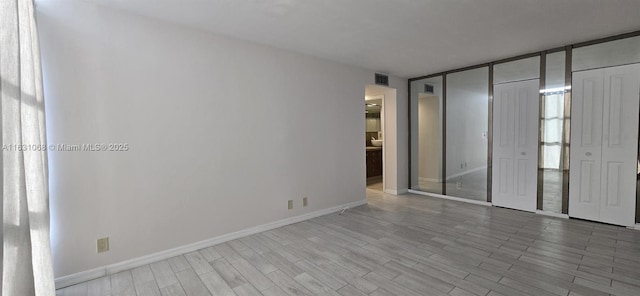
[410,76,443,194]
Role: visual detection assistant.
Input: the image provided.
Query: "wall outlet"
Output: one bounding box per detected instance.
[288,200,293,210]
[97,237,109,253]
[303,197,308,207]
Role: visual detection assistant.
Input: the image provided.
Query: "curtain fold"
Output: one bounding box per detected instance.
[542,93,565,170]
[1,0,55,295]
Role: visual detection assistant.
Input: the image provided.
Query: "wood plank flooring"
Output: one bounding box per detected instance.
[57,189,640,296]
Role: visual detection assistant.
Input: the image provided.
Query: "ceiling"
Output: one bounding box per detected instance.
[84,0,640,78]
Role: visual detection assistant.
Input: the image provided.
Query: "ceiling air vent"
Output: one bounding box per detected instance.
[375,73,389,86]
[424,84,434,94]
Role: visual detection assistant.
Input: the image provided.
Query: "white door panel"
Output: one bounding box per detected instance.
[570,69,604,220]
[492,79,539,212]
[600,65,639,226]
[570,63,639,226]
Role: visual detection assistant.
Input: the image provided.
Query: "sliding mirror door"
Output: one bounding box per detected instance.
[410,76,444,194]
[542,51,566,213]
[445,68,489,201]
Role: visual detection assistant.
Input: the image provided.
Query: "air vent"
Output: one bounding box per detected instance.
[375,73,389,86]
[424,84,434,94]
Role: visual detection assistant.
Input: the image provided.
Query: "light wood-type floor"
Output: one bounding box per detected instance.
[57,189,640,296]
[366,177,383,192]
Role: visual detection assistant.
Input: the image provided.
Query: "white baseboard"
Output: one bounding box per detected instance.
[55,267,106,290]
[407,189,492,207]
[55,199,368,289]
[535,210,569,219]
[629,224,640,230]
[384,188,408,195]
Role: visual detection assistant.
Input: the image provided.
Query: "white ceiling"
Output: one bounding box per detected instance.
[85,0,640,78]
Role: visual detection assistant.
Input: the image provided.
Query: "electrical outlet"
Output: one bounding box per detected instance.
[303,197,308,207]
[97,237,109,253]
[288,200,293,210]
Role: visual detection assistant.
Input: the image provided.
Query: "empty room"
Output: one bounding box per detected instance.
[2,0,640,295]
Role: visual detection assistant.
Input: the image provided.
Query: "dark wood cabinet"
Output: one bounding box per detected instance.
[366,149,383,178]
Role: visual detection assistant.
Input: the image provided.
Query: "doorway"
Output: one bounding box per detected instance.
[362,85,406,195]
[492,79,540,212]
[365,85,390,192]
[569,63,640,226]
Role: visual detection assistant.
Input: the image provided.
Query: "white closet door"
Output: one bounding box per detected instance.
[492,79,539,212]
[599,65,639,226]
[570,69,604,221]
[570,63,640,226]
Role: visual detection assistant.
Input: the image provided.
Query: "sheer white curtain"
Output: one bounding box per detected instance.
[1,0,55,295]
[542,93,564,169]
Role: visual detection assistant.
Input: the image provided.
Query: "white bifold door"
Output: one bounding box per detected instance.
[492,79,540,212]
[570,64,640,227]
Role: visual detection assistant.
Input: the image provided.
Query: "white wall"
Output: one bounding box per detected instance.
[365,118,381,132]
[36,1,407,278]
[379,85,409,194]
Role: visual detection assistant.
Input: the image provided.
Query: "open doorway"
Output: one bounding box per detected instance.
[365,84,393,192]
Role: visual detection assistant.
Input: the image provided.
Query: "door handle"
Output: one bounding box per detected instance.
[521,152,526,156]
[586,152,592,156]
